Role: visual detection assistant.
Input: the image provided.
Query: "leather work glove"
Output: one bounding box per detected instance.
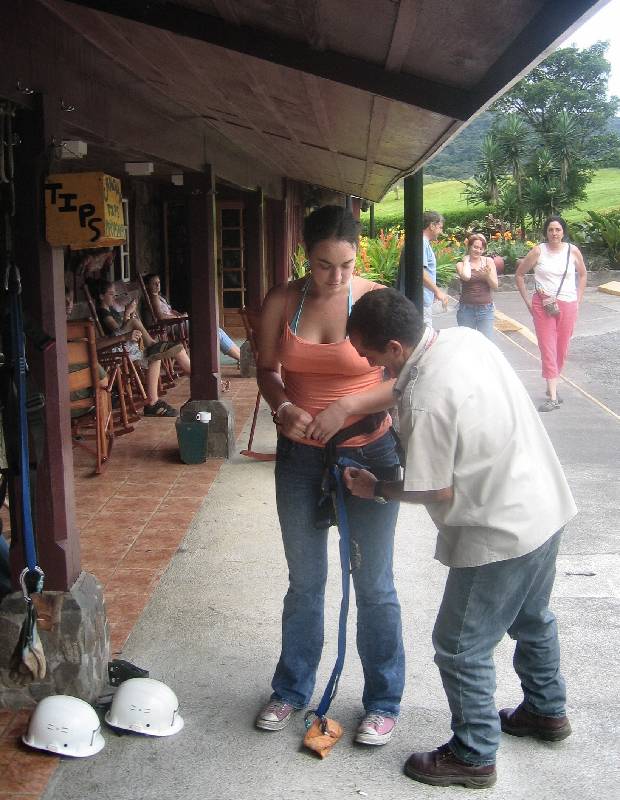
[303,716,344,758]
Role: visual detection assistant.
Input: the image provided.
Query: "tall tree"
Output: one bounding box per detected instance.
[465,42,619,228]
[492,41,619,164]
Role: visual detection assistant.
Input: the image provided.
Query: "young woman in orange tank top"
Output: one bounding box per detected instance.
[254,205,405,744]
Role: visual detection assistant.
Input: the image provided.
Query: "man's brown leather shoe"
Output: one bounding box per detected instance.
[404,744,497,789]
[499,703,571,742]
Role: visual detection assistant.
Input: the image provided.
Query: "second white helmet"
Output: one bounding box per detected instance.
[105,677,184,737]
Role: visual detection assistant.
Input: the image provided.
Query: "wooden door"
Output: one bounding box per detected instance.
[217,202,246,332]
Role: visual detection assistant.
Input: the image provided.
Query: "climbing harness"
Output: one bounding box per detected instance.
[5,259,47,681]
[1,100,47,681]
[303,412,392,758]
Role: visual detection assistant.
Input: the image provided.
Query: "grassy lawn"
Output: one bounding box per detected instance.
[563,168,620,221]
[362,168,620,228]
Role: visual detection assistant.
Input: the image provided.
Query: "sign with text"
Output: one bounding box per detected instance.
[45,172,126,248]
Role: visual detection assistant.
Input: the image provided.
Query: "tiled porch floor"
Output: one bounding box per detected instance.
[0,367,261,799]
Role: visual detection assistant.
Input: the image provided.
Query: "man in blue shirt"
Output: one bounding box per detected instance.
[422,211,448,325]
[397,210,449,324]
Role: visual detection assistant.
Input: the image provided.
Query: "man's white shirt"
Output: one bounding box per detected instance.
[394,327,577,567]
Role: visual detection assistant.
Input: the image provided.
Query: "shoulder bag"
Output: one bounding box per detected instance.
[537,244,571,317]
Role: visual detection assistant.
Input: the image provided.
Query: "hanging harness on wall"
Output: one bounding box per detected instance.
[302,412,389,758]
[1,100,47,681]
[5,263,46,681]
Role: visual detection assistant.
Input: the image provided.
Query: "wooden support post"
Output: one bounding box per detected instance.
[270,198,289,286]
[403,171,424,314]
[245,187,266,308]
[8,95,80,591]
[186,167,220,400]
[369,203,376,239]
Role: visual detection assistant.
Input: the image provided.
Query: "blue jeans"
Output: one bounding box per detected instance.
[218,328,236,357]
[272,432,405,716]
[433,530,566,766]
[457,302,495,340]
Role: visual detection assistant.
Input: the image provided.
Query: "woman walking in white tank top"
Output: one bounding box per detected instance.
[515,216,587,412]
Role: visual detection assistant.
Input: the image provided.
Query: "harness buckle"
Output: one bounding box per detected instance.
[19,566,45,602]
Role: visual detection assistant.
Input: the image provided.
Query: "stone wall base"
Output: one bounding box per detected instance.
[180,399,236,458]
[239,339,256,378]
[0,572,109,709]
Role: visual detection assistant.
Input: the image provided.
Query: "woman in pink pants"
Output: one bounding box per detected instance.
[515,216,587,412]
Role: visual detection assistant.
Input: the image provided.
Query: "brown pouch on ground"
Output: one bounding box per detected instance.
[303,716,344,758]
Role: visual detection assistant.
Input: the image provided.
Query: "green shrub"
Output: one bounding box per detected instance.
[360,211,405,235]
[485,233,537,274]
[290,243,308,279]
[360,206,492,236]
[571,210,620,265]
[356,228,404,285]
[442,207,493,229]
[432,238,465,286]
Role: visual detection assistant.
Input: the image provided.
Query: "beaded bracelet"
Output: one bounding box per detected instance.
[272,400,293,425]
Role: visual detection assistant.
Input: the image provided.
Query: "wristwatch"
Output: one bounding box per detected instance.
[373,480,388,504]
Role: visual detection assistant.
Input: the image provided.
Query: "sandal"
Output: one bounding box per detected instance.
[546,390,563,404]
[145,341,183,361]
[538,398,560,413]
[143,399,178,417]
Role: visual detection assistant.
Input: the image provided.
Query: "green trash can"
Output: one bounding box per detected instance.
[175,413,210,464]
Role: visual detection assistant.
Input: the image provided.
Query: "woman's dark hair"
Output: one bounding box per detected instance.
[543,215,568,239]
[142,273,158,288]
[90,278,112,304]
[303,205,360,254]
[347,287,425,351]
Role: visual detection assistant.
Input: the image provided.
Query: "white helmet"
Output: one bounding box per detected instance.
[22,695,105,757]
[105,678,184,737]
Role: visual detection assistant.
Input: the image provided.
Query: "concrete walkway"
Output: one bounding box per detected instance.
[43,289,620,800]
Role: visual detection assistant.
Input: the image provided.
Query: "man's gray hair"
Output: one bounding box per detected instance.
[423,210,444,229]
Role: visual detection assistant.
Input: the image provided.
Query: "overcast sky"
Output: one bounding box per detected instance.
[560,0,620,102]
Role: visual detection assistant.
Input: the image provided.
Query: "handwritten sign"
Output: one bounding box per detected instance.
[45,172,126,248]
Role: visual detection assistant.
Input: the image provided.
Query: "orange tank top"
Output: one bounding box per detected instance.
[280,282,390,448]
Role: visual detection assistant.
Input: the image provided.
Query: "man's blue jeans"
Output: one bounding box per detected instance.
[457,302,495,340]
[272,432,405,716]
[433,530,566,766]
[217,328,236,356]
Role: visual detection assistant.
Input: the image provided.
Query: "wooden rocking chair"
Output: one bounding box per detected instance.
[137,272,190,356]
[67,319,115,475]
[239,306,276,461]
[82,283,146,431]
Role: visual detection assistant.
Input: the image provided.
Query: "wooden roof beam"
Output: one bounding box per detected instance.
[61,0,473,120]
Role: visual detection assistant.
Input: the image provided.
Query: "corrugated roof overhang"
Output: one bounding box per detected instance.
[4,0,610,200]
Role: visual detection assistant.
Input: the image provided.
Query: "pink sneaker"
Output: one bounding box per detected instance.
[255,699,296,731]
[355,713,397,745]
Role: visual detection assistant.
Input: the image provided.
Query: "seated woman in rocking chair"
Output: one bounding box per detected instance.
[93,279,189,417]
[143,273,241,365]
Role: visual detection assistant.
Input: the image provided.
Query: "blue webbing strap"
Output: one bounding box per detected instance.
[6,263,42,586]
[315,464,351,719]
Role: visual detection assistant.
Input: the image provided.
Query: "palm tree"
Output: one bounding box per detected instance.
[495,116,530,237]
[547,110,580,189]
[463,134,504,207]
